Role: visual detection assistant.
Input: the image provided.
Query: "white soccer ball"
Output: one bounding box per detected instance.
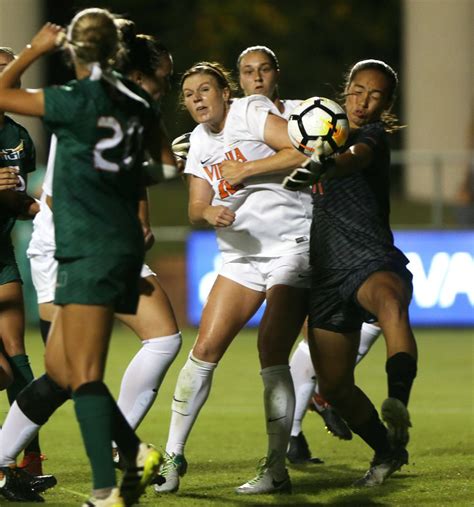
[288,97,349,157]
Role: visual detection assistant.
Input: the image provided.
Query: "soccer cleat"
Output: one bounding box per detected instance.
[18,452,46,476]
[235,458,292,495]
[153,453,187,494]
[311,394,353,440]
[4,465,57,493]
[0,465,45,502]
[287,432,324,464]
[353,447,409,487]
[82,487,125,507]
[120,443,162,506]
[381,397,412,448]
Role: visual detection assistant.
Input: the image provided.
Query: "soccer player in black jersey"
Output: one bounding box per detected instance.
[302,60,418,486]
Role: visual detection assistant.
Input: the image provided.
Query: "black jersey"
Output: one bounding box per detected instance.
[310,121,408,271]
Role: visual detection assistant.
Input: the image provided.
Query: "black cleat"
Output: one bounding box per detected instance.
[28,473,58,493]
[287,432,324,464]
[311,395,353,440]
[0,466,45,502]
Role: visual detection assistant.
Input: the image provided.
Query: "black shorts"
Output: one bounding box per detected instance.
[308,255,413,333]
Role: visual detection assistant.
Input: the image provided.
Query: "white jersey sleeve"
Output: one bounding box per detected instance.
[42,135,57,197]
[27,136,57,257]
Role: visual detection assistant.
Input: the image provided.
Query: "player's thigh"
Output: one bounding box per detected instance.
[357,270,411,318]
[61,304,115,390]
[193,275,264,362]
[307,327,360,390]
[44,308,69,389]
[116,272,179,340]
[258,285,308,364]
[0,280,25,355]
[38,302,57,322]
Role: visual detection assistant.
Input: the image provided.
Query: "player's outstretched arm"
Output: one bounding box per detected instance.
[221,114,307,186]
[0,23,64,117]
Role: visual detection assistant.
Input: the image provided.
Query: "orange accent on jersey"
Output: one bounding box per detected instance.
[225,147,247,162]
[218,179,242,199]
[203,163,222,181]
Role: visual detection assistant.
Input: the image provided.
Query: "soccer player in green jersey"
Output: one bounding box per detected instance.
[0,9,175,506]
[0,46,47,477]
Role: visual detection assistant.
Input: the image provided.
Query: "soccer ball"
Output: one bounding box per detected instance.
[288,97,349,157]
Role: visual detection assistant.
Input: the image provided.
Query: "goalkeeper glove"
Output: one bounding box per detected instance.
[171,132,191,161]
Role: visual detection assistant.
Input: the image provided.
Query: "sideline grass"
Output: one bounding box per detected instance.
[0,327,472,506]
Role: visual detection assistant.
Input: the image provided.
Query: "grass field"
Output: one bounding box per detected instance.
[1,327,472,506]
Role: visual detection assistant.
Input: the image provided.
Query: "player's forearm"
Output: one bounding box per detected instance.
[243,148,307,179]
[330,143,373,177]
[189,200,212,225]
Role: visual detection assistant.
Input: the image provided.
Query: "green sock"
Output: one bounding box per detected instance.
[73,382,116,490]
[6,354,34,403]
[7,354,41,453]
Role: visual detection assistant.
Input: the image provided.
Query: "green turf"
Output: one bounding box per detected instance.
[1,327,472,506]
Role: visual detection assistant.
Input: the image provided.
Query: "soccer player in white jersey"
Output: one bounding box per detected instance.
[237,45,383,463]
[155,61,312,496]
[0,26,182,502]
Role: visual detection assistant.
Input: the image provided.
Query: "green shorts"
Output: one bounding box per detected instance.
[54,255,142,314]
[0,242,21,285]
[0,261,21,285]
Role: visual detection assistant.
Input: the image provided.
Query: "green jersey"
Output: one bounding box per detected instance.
[43,73,155,260]
[0,116,36,261]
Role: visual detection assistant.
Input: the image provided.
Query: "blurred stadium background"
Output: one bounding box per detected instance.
[0,0,472,328]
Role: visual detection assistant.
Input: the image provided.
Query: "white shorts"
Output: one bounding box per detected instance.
[29,254,57,304]
[140,264,156,278]
[219,252,311,292]
[30,250,155,304]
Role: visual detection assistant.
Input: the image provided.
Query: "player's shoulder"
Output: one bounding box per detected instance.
[360,121,387,136]
[281,99,303,116]
[188,123,221,157]
[349,121,387,148]
[2,116,33,142]
[240,94,278,111]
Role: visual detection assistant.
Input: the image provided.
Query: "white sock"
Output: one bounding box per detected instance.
[357,323,382,364]
[0,401,40,466]
[165,352,217,456]
[117,333,182,430]
[261,364,295,478]
[289,341,316,436]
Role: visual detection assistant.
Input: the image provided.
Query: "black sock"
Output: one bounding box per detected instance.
[386,352,417,406]
[16,373,70,426]
[39,319,51,345]
[350,408,391,456]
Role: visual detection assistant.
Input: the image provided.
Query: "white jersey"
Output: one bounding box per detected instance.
[185,95,311,261]
[26,136,57,258]
[280,99,302,120]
